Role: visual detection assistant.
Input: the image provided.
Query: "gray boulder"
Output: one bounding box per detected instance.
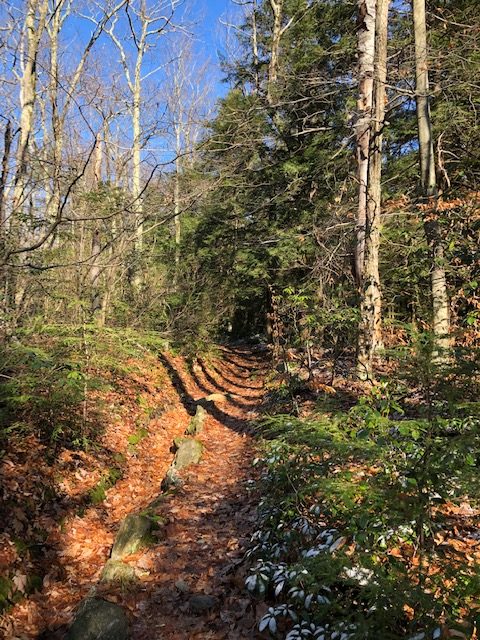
[185,405,207,435]
[174,438,203,470]
[66,598,129,640]
[188,594,219,614]
[111,514,153,561]
[161,465,182,491]
[101,560,136,583]
[172,436,188,451]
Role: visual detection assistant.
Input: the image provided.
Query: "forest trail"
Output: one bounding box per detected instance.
[3,345,267,639]
[130,346,266,640]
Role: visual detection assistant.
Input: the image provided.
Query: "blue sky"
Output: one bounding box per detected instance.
[195,0,236,100]
[59,0,236,103]
[13,0,241,165]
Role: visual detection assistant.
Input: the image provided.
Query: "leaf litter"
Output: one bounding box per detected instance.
[0,346,266,639]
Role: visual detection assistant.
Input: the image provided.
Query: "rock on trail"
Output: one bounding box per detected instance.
[129,346,267,640]
[3,346,266,640]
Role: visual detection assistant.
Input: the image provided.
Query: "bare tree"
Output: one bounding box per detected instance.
[413,0,451,360]
[45,0,127,225]
[12,0,48,217]
[105,0,180,257]
[267,0,293,105]
[355,0,376,285]
[165,35,211,273]
[357,0,390,380]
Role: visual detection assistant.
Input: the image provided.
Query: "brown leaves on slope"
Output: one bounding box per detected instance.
[0,345,266,640]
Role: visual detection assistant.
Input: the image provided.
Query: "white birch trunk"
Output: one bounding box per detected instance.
[174,124,181,271]
[13,0,49,215]
[355,0,376,285]
[132,95,143,251]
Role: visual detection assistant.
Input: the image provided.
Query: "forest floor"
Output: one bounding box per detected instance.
[0,342,268,639]
[1,334,479,639]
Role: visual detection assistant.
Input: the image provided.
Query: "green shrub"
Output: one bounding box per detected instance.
[246,392,480,638]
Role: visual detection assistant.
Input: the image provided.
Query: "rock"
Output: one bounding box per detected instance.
[205,393,228,404]
[188,594,219,613]
[65,598,129,640]
[101,560,136,583]
[161,465,182,491]
[173,438,203,470]
[175,578,189,593]
[172,436,188,451]
[111,514,153,561]
[185,405,207,435]
[147,495,166,510]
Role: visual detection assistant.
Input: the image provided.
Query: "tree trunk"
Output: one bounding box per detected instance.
[356,0,389,381]
[174,117,182,276]
[355,0,376,285]
[45,0,62,232]
[251,0,260,94]
[7,0,48,319]
[413,0,451,360]
[13,0,49,216]
[0,120,12,315]
[267,0,283,105]
[0,120,12,246]
[132,94,143,253]
[89,134,103,322]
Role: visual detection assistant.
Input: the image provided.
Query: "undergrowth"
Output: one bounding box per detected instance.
[0,324,169,451]
[0,324,170,615]
[246,374,480,639]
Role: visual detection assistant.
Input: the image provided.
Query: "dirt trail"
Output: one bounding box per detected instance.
[130,346,267,639]
[3,346,266,639]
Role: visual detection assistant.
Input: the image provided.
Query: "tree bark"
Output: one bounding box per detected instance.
[251,0,260,94]
[12,0,49,216]
[413,0,451,360]
[89,133,103,321]
[355,0,376,285]
[45,0,62,227]
[0,120,12,314]
[132,91,143,253]
[267,0,283,105]
[174,124,181,272]
[0,120,12,244]
[356,0,389,380]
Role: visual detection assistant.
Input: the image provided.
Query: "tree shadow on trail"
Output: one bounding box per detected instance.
[157,353,197,417]
[189,366,214,397]
[157,351,264,436]
[220,355,263,372]
[197,399,257,433]
[126,348,267,638]
[129,447,262,640]
[210,363,261,390]
[197,359,260,404]
[1,347,266,639]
